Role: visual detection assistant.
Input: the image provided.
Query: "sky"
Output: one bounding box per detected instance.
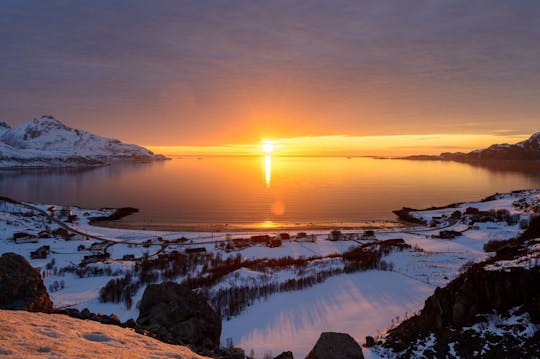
[1,0,540,154]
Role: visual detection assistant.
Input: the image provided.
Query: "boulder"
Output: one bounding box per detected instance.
[364,336,376,348]
[0,252,53,312]
[274,351,294,359]
[306,332,364,359]
[137,282,221,351]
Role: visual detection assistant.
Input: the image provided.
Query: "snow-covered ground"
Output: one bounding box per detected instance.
[222,270,433,358]
[0,310,209,359]
[1,189,539,358]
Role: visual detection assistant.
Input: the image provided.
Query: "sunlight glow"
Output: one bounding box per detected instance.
[262,141,274,154]
[265,155,271,187]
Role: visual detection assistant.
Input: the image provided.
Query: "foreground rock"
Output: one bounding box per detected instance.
[274,351,294,359]
[137,282,222,352]
[379,217,540,358]
[0,310,210,358]
[0,252,52,312]
[306,332,364,359]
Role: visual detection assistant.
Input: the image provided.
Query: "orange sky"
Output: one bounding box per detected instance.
[148,133,531,157]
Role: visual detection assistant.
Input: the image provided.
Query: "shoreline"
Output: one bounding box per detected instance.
[90,218,417,233]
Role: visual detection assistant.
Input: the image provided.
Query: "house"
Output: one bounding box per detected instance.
[250,234,271,243]
[266,238,282,248]
[30,245,50,259]
[52,228,69,238]
[279,233,291,240]
[82,253,111,264]
[58,208,73,218]
[67,214,78,223]
[361,230,376,240]
[438,230,462,239]
[38,230,52,238]
[329,230,342,241]
[14,232,38,244]
[185,247,206,254]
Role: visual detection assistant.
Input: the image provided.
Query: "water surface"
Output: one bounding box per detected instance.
[2,156,540,230]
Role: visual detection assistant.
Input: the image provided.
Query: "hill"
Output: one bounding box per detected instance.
[0,115,167,168]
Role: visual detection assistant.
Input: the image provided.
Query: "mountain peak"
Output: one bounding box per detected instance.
[0,115,167,167]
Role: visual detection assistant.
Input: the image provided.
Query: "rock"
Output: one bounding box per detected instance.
[274,351,294,359]
[364,336,376,348]
[217,347,245,359]
[124,318,137,328]
[137,282,221,351]
[306,332,364,359]
[0,252,53,312]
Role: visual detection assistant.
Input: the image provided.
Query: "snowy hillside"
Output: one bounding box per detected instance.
[0,115,167,168]
[0,310,209,359]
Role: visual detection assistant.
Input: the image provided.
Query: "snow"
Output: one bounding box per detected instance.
[222,270,433,359]
[0,189,539,358]
[0,310,210,359]
[0,115,166,168]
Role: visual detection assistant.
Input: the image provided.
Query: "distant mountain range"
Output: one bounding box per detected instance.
[403,132,540,162]
[0,115,167,168]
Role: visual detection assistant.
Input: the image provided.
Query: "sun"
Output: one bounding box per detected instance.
[262,141,274,154]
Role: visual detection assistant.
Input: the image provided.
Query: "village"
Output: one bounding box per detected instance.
[1,189,539,356]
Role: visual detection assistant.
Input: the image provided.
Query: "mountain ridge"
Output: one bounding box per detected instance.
[403,131,540,162]
[0,115,167,168]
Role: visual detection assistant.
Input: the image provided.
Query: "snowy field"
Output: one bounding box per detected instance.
[0,189,539,358]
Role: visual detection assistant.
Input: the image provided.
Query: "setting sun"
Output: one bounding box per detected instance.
[262,141,274,154]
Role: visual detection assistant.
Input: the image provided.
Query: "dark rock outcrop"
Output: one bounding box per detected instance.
[306,332,364,359]
[137,282,221,352]
[0,252,53,312]
[382,225,540,357]
[274,351,294,359]
[403,131,540,162]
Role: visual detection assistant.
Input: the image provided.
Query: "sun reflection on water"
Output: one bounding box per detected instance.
[265,155,271,187]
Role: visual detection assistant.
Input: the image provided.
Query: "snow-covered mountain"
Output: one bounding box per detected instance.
[0,115,167,168]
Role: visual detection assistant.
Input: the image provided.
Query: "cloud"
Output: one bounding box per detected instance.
[1,1,540,144]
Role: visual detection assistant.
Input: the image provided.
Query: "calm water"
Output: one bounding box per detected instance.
[2,157,540,230]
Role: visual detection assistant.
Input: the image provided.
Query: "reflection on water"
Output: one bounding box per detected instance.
[265,155,271,187]
[1,157,540,230]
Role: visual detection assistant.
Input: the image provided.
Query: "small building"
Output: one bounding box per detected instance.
[30,245,50,259]
[82,253,111,264]
[38,230,52,238]
[361,230,376,240]
[67,214,78,223]
[77,244,86,251]
[250,234,271,243]
[329,230,342,241]
[52,228,69,238]
[438,230,462,239]
[14,232,38,244]
[58,208,73,218]
[266,238,282,248]
[185,247,206,254]
[279,233,291,240]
